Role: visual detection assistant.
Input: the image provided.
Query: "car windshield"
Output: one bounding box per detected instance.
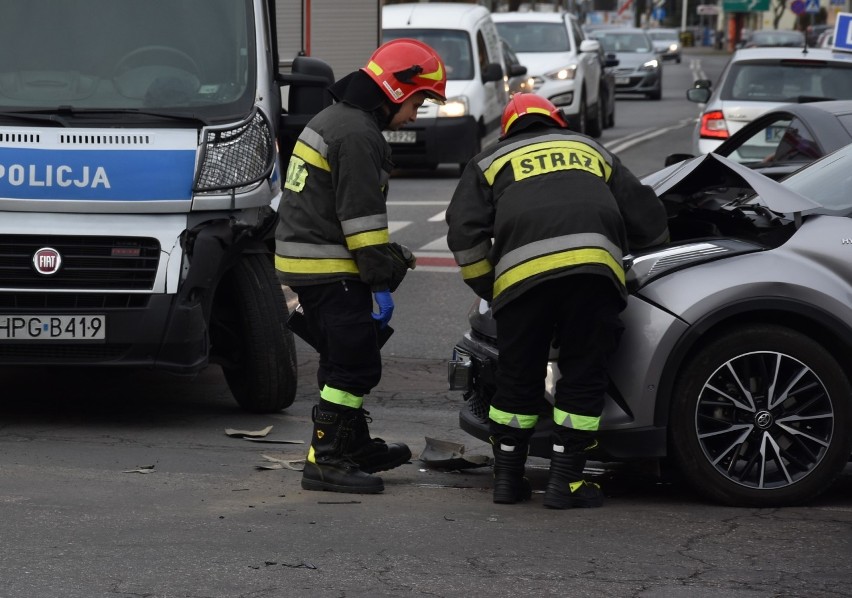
[590,32,652,53]
[383,29,474,80]
[494,22,571,53]
[776,143,852,211]
[0,0,255,121]
[722,61,852,101]
[647,30,678,41]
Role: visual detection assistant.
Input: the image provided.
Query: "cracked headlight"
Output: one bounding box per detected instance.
[194,109,274,192]
[626,240,764,291]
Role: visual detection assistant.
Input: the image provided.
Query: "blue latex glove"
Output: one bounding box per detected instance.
[371,290,394,329]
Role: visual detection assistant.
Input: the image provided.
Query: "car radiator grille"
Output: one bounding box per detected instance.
[0,236,160,290]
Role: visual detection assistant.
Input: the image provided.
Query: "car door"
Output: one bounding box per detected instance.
[568,16,600,105]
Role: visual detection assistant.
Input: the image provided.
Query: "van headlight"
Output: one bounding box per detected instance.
[194,109,274,192]
[438,96,469,118]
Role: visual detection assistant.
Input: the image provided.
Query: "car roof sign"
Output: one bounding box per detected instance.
[833,13,852,53]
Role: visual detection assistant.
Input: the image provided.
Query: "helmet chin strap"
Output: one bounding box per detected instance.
[378,101,400,130]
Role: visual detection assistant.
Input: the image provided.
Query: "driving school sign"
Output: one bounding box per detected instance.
[834,13,852,53]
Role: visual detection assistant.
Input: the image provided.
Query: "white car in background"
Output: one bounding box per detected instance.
[687,46,852,154]
[492,11,604,137]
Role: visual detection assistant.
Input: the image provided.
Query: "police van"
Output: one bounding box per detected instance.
[0,0,370,412]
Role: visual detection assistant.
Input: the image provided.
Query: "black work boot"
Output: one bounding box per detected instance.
[543,433,603,509]
[301,404,384,494]
[490,435,532,504]
[348,408,412,474]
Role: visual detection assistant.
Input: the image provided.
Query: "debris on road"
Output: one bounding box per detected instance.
[418,437,491,470]
[122,465,155,474]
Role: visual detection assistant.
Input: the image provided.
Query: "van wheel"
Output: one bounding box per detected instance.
[211,253,297,413]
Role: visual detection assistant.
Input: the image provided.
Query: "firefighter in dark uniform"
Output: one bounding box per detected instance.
[446,93,669,508]
[274,39,447,494]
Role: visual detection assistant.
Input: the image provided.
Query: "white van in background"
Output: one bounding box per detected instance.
[382,2,508,172]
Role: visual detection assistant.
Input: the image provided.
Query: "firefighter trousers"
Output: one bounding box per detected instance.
[492,274,624,427]
[291,279,382,397]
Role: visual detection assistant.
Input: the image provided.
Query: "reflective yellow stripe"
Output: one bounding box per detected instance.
[275,255,358,274]
[554,408,600,431]
[493,248,624,297]
[421,63,444,81]
[321,385,363,409]
[345,229,390,250]
[366,61,383,76]
[483,140,612,185]
[293,140,331,172]
[489,405,539,429]
[460,258,493,280]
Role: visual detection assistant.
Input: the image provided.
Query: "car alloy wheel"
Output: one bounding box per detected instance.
[670,324,852,507]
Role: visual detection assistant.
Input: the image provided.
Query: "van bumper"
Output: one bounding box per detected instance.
[388,116,479,167]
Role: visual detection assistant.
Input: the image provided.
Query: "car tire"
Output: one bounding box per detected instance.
[575,93,587,134]
[587,95,603,138]
[648,83,662,101]
[669,324,852,507]
[213,253,297,413]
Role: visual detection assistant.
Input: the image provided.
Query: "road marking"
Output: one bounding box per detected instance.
[606,117,697,153]
[389,221,411,233]
[413,250,458,272]
[428,210,446,222]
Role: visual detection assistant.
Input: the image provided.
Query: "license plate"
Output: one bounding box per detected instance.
[383,130,416,143]
[0,315,106,341]
[765,125,786,143]
[616,77,630,85]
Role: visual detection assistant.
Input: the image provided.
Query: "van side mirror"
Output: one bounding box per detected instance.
[482,62,504,83]
[278,55,335,158]
[605,54,619,67]
[509,64,527,77]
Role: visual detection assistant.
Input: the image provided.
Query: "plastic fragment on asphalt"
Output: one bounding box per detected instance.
[225,425,273,438]
[225,426,303,443]
[418,437,492,470]
[123,465,155,474]
[256,454,305,471]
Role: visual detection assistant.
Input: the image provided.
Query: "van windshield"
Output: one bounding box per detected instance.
[0,0,255,122]
[384,29,474,81]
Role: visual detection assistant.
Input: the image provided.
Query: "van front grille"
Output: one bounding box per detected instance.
[0,236,160,290]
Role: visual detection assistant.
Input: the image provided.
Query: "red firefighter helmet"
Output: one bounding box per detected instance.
[362,38,447,105]
[500,93,568,138]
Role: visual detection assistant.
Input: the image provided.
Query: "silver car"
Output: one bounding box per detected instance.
[448,144,852,507]
[588,28,662,100]
[646,28,682,63]
[686,47,852,154]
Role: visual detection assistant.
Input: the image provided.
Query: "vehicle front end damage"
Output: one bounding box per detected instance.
[448,152,852,506]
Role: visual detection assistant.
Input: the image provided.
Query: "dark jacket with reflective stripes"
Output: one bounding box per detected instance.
[446,125,669,314]
[274,101,397,291]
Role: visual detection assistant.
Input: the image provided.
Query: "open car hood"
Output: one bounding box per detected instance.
[641,153,823,215]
